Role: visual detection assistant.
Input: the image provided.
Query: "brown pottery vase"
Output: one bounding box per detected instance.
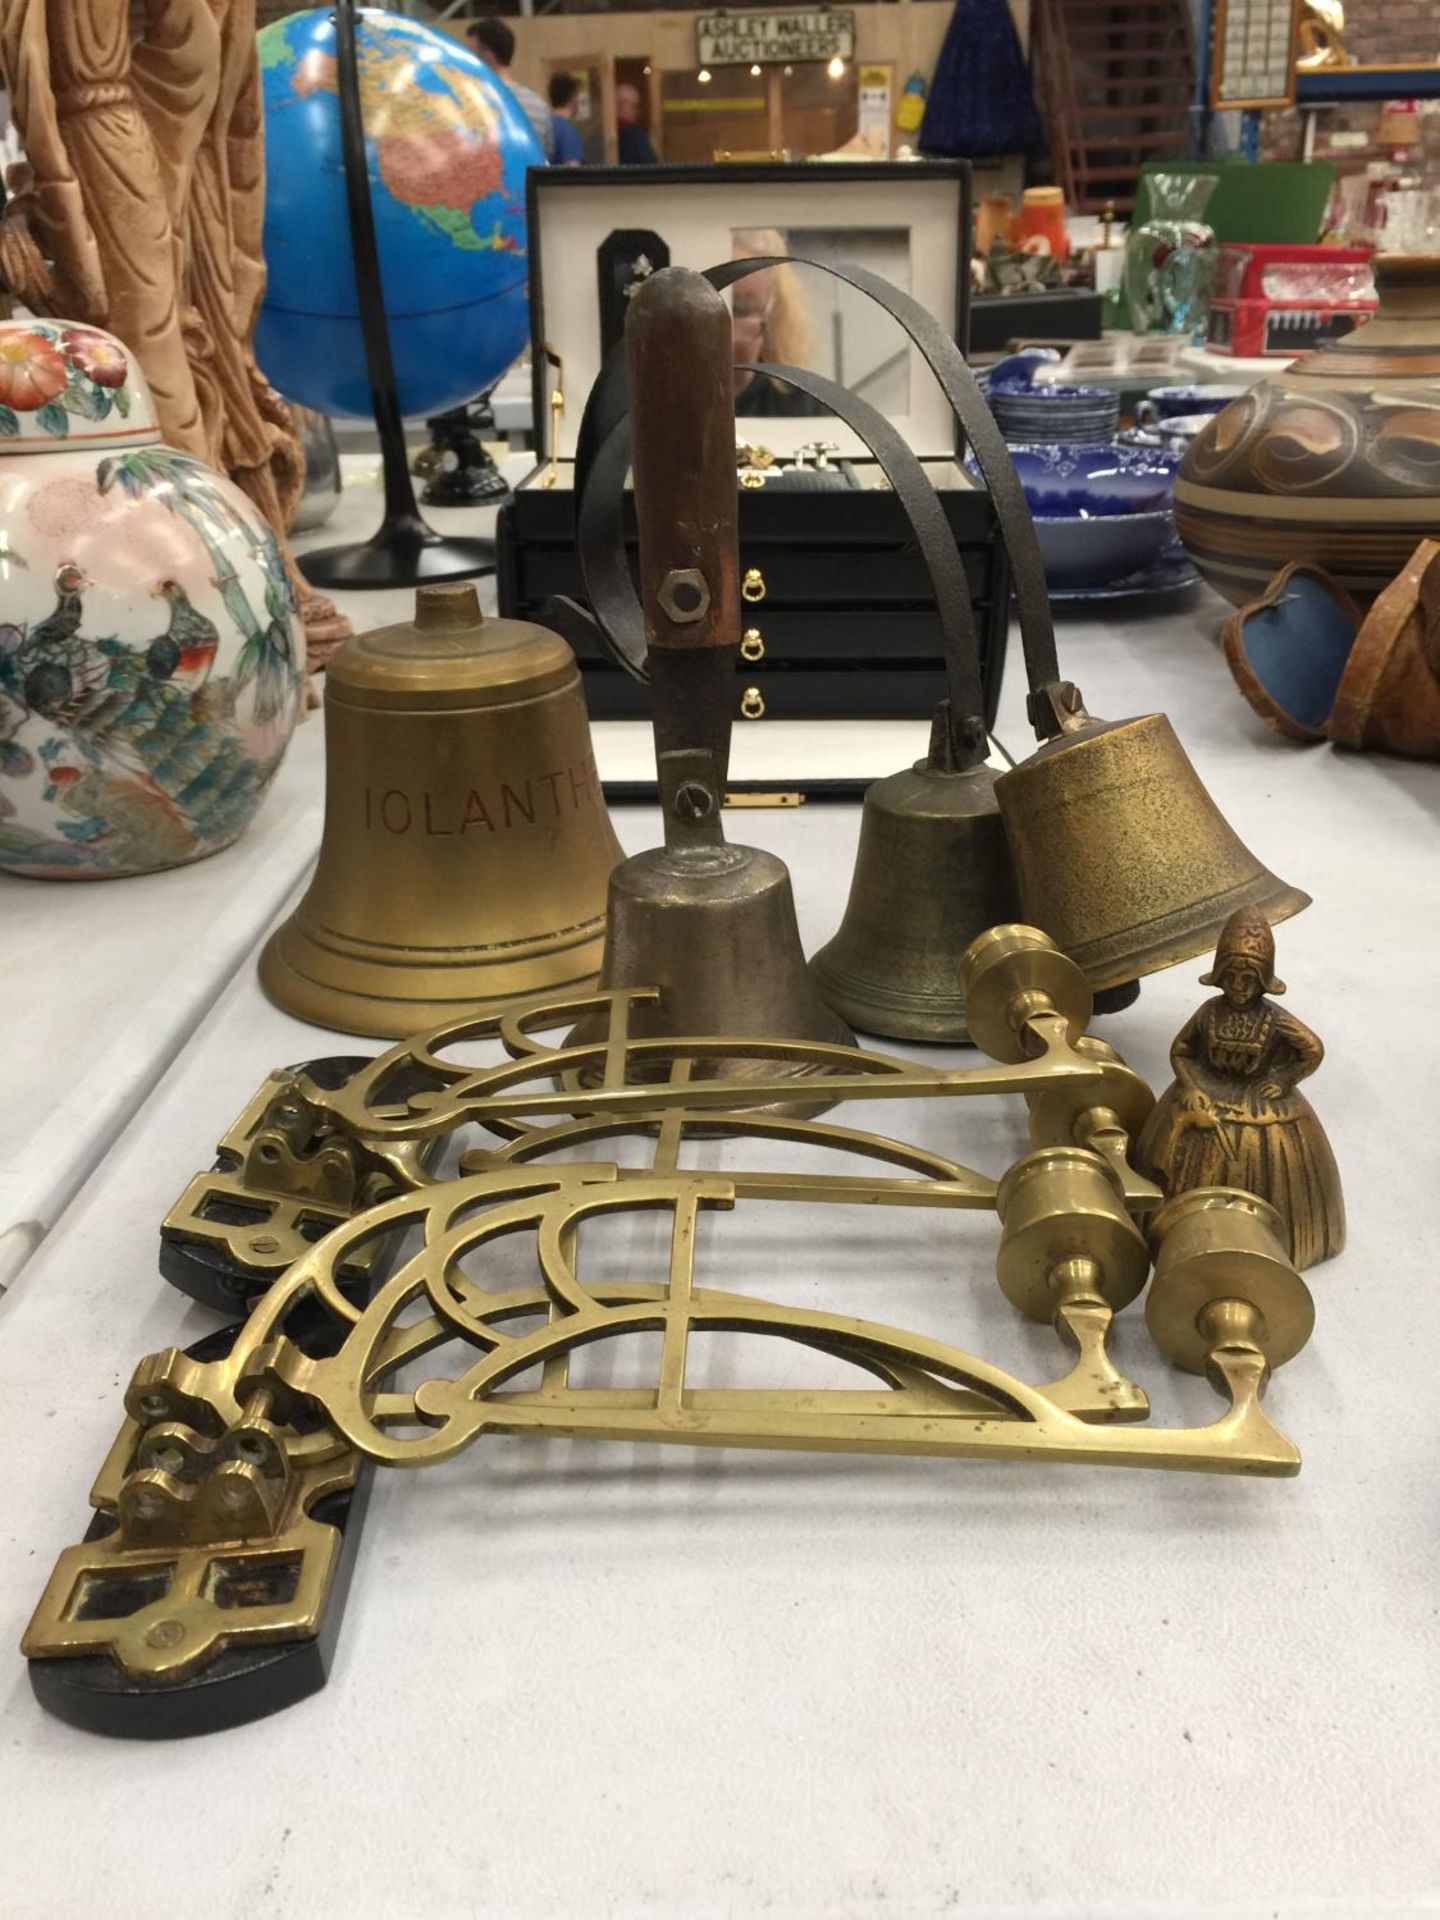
[1175,252,1440,606]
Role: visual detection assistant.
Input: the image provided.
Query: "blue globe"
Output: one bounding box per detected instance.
[256,8,542,420]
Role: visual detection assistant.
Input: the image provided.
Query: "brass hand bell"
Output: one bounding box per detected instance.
[995,687,1311,993]
[576,266,851,1110]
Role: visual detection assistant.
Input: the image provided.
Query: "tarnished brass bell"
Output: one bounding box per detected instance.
[590,779,854,1113]
[810,709,1020,1042]
[994,696,1310,992]
[259,583,622,1038]
[575,265,852,1112]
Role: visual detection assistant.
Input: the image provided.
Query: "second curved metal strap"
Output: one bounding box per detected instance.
[565,252,1062,716]
[570,359,988,752]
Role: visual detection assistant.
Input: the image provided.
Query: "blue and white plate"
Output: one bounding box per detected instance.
[1034,509,1178,591]
[989,382,1121,449]
[1050,549,1204,609]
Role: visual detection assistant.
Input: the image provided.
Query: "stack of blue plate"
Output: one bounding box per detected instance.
[987,382,1120,447]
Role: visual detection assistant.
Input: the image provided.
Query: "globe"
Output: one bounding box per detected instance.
[256,7,543,421]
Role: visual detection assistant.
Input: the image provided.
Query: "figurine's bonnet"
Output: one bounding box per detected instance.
[1199,906,1286,994]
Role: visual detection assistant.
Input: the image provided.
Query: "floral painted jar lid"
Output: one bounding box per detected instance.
[0,319,159,451]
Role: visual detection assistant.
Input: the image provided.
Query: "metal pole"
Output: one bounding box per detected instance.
[300,0,495,590]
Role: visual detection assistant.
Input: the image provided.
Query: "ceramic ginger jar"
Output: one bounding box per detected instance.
[0,319,305,877]
[1175,252,1440,607]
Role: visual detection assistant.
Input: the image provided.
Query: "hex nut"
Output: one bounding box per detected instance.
[657,568,710,624]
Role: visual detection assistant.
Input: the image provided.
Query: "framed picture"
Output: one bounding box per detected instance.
[524,162,973,470]
[1209,0,1300,112]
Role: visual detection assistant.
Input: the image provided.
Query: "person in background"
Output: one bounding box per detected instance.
[615,81,658,165]
[468,17,552,158]
[730,229,824,418]
[548,72,586,165]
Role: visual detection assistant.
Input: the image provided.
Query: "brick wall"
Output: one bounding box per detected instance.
[1260,1,1440,177]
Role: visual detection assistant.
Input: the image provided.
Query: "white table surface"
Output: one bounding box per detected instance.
[0,716,329,1291]
[1,467,1439,1917]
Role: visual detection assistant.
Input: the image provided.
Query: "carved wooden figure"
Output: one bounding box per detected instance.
[0,0,348,668]
[1136,908,1344,1270]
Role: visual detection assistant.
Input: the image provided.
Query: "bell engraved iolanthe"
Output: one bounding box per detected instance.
[260,583,623,1037]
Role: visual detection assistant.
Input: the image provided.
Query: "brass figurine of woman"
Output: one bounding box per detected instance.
[1137,907,1344,1269]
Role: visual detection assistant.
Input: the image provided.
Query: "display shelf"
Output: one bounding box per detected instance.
[1296,64,1440,104]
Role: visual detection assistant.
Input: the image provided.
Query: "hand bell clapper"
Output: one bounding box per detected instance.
[582,265,852,1105]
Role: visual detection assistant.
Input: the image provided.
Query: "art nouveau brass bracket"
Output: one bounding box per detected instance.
[28,929,1317,1730]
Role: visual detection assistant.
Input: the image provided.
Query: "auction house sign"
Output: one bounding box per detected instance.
[696,9,856,67]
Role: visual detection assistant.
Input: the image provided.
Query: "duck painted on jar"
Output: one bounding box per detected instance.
[0,320,305,878]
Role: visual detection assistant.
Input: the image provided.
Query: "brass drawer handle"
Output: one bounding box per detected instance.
[740,627,765,662]
[741,567,766,604]
[740,686,766,720]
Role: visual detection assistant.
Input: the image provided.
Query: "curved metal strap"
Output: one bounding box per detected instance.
[561,253,1062,714]
[704,256,1059,699]
[567,360,987,748]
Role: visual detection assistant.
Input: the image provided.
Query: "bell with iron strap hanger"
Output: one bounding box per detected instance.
[573,265,853,1114]
[782,254,1313,1006]
[565,253,1309,1021]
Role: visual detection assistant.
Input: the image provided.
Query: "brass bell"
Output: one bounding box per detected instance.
[574,265,852,1112]
[588,765,854,1115]
[810,709,1020,1042]
[994,696,1310,992]
[260,583,623,1037]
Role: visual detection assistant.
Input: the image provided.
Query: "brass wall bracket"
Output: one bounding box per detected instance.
[32,929,1317,1729]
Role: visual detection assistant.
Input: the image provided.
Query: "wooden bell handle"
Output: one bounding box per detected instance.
[625,267,739,655]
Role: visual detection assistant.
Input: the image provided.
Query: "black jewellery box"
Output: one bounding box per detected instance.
[496,162,1012,729]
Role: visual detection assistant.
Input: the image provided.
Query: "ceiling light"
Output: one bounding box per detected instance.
[698,67,712,83]
[826,54,845,79]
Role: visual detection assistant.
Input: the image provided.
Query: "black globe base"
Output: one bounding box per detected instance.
[299,519,495,591]
[421,459,510,510]
[313,0,500,599]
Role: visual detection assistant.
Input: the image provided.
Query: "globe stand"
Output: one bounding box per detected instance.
[297,0,494,593]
